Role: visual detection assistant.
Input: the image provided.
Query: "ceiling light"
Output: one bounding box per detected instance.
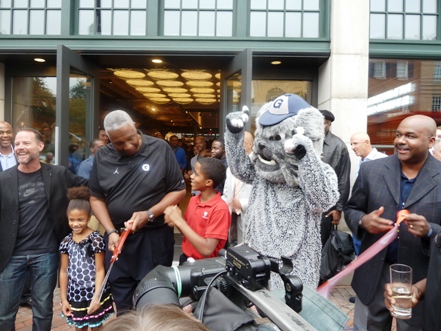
[192,94,216,98]
[168,93,191,98]
[144,93,167,98]
[152,59,162,63]
[34,58,45,63]
[190,88,215,94]
[156,80,184,87]
[114,70,145,79]
[147,70,179,80]
[271,60,282,65]
[181,70,212,80]
[186,81,213,87]
[163,87,188,93]
[196,98,217,105]
[125,79,154,86]
[136,87,161,93]
[149,97,170,104]
[173,98,194,104]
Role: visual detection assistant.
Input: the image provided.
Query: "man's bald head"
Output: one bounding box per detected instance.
[399,115,436,138]
[350,132,372,159]
[395,115,436,165]
[244,131,254,155]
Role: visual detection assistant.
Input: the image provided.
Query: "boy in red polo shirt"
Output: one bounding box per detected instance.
[164,157,231,264]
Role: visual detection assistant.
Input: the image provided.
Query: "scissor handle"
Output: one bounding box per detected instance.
[110,222,133,263]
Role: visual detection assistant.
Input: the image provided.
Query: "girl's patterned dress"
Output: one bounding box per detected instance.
[59,231,114,328]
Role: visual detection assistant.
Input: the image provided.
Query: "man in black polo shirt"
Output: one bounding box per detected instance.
[89,110,186,313]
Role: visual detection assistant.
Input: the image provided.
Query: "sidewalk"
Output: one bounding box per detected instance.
[15,285,357,331]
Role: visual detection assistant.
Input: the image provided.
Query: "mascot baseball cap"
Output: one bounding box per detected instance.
[259,94,311,126]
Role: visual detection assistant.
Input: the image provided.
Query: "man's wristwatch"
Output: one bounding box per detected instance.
[359,216,364,228]
[147,209,155,223]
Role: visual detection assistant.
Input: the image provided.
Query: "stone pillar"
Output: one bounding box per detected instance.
[319,0,370,141]
[318,0,370,235]
[0,62,4,120]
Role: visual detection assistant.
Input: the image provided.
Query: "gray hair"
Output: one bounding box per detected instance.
[104,110,135,133]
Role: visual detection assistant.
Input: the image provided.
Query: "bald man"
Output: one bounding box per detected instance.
[243,131,254,155]
[345,115,441,331]
[350,132,387,178]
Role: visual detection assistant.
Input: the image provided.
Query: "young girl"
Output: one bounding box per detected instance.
[59,186,114,330]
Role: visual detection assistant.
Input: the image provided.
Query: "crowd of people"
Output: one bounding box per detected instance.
[2,103,441,331]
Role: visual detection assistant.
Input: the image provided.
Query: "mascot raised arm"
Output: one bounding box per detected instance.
[225,94,339,289]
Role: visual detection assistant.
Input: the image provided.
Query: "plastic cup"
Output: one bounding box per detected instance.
[389,264,412,319]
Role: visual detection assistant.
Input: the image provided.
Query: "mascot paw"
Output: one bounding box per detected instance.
[226,106,249,134]
[284,132,311,160]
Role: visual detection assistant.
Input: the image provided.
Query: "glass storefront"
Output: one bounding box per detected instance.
[368,58,441,152]
[10,75,88,166]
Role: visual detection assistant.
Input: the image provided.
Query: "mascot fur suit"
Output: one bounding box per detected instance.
[225,94,340,289]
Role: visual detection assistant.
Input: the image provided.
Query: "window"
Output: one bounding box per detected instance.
[0,0,61,35]
[370,0,438,40]
[396,61,408,79]
[434,61,441,80]
[368,59,441,149]
[163,0,233,37]
[249,0,320,38]
[374,62,386,79]
[432,95,441,111]
[78,0,147,36]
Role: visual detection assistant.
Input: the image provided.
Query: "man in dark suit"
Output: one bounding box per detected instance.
[0,128,87,331]
[345,115,441,331]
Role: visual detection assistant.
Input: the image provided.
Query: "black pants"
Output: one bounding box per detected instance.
[105,225,174,314]
[320,212,333,247]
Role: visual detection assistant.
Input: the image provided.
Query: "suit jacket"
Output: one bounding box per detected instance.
[345,154,441,326]
[0,163,88,272]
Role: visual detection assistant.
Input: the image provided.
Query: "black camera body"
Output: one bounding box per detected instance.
[226,245,271,291]
[133,245,311,330]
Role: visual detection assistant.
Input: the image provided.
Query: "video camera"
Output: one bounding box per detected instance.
[133,245,315,331]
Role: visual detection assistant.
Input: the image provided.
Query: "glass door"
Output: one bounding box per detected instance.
[219,49,252,135]
[56,45,99,169]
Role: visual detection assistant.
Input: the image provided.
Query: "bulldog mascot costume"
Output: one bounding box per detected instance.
[225,94,339,289]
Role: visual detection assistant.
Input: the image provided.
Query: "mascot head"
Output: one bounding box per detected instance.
[251,94,324,185]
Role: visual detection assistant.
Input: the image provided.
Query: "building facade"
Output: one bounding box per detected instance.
[0,0,440,176]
